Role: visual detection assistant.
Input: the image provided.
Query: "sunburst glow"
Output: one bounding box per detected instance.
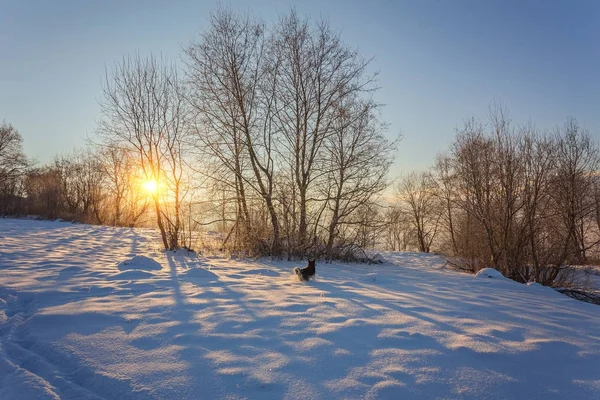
[142,179,158,194]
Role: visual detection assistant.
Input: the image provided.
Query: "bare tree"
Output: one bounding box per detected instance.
[488,106,527,279]
[450,118,506,272]
[184,8,393,258]
[24,167,63,219]
[99,145,149,226]
[519,128,556,282]
[448,110,531,278]
[396,171,441,253]
[322,98,394,257]
[434,109,600,286]
[550,118,599,265]
[185,8,282,254]
[0,121,28,214]
[433,155,458,254]
[271,10,376,255]
[383,206,412,252]
[99,54,188,249]
[53,149,105,223]
[0,121,28,185]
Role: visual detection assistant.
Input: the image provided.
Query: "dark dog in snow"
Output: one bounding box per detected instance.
[294,259,316,282]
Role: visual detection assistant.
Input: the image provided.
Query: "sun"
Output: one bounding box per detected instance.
[142,179,158,194]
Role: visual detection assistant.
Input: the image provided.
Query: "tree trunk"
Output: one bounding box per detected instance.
[154,195,169,250]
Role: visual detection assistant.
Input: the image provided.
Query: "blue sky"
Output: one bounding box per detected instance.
[1,0,599,173]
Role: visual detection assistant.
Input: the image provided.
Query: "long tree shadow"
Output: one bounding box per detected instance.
[309,276,600,399]
[162,253,297,399]
[164,256,358,398]
[162,253,227,397]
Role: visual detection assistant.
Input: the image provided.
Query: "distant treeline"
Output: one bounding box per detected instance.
[0,135,154,229]
[390,107,600,286]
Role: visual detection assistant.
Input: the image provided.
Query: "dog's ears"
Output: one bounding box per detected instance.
[308,258,315,263]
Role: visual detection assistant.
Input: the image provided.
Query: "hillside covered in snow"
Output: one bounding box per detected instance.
[1,219,599,399]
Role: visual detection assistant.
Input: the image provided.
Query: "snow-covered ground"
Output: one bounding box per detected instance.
[1,219,599,400]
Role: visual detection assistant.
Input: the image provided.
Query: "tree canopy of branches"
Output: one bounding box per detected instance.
[403,107,600,287]
[395,171,441,253]
[185,8,395,258]
[0,121,28,214]
[99,54,190,250]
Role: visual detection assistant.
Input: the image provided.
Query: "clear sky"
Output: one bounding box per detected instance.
[1,0,599,173]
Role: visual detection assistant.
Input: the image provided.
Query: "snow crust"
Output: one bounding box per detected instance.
[1,219,599,399]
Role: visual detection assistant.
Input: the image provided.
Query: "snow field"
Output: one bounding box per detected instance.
[1,219,599,399]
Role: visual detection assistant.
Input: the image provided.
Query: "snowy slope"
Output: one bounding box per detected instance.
[0,219,599,400]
